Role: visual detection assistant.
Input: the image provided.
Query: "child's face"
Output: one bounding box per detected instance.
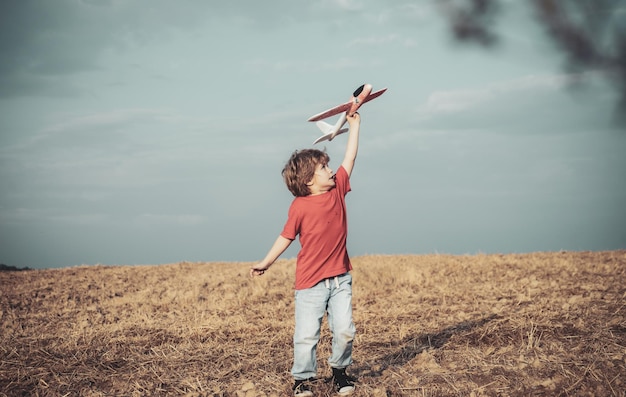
[308,162,335,194]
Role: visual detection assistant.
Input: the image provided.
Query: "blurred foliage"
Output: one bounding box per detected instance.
[438,0,626,123]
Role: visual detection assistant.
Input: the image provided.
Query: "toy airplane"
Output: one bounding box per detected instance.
[308,83,387,144]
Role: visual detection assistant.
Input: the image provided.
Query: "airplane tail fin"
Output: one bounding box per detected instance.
[313,121,349,144]
[316,121,348,135]
[315,120,334,135]
[312,113,349,144]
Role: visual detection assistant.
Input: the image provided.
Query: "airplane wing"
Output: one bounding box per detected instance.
[313,127,349,144]
[361,88,387,105]
[307,102,352,122]
[313,133,333,145]
[307,87,388,122]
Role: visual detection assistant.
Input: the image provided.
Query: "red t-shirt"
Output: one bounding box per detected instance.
[281,165,353,290]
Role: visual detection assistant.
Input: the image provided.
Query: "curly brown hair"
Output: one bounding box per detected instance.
[282,149,330,197]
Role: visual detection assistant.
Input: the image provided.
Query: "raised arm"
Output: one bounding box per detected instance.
[249,235,293,277]
[341,112,361,177]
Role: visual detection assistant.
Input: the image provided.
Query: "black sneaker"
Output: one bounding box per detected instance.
[331,367,355,395]
[293,378,314,397]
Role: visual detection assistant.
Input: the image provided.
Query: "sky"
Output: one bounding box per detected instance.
[1,0,625,269]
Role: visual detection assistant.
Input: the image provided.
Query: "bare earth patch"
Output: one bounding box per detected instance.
[1,251,624,396]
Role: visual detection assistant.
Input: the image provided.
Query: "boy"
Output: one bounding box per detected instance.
[250,112,361,396]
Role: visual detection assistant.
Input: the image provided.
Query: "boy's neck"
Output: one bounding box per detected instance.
[308,186,331,196]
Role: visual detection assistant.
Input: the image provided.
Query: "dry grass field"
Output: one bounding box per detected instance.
[1,251,625,396]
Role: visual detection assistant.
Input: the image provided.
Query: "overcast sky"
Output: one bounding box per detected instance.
[1,0,625,269]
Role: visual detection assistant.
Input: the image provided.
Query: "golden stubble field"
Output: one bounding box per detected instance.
[1,251,625,397]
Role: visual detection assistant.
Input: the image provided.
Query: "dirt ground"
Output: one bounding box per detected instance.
[1,250,625,396]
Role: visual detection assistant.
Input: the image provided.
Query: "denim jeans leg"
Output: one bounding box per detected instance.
[326,273,356,369]
[292,281,329,380]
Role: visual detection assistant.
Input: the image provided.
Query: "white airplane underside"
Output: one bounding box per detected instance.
[313,113,348,144]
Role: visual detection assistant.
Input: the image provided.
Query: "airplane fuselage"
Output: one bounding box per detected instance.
[347,84,373,116]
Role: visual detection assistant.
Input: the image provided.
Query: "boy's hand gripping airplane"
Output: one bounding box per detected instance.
[308,83,387,144]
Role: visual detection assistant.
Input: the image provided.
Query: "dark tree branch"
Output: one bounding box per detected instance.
[438,0,626,123]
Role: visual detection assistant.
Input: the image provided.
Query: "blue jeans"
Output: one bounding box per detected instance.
[291,272,356,380]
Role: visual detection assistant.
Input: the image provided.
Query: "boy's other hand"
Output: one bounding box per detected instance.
[249,263,269,277]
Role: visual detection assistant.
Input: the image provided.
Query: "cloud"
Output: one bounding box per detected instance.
[420,73,579,115]
[0,207,109,226]
[244,57,361,74]
[136,213,208,226]
[40,108,176,135]
[0,1,306,99]
[1,0,417,101]
[319,0,363,11]
[413,71,615,133]
[348,34,417,48]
